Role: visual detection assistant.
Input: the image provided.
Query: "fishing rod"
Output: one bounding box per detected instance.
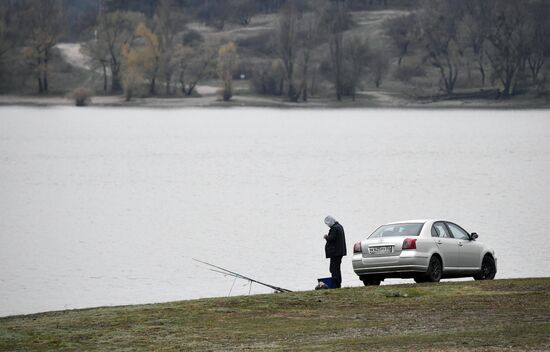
[193,258,292,293]
[208,268,255,296]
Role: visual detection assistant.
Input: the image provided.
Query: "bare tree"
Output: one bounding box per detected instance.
[484,0,531,97]
[178,40,217,96]
[0,8,17,90]
[368,44,390,88]
[417,0,464,95]
[0,12,9,64]
[342,35,369,100]
[385,13,417,66]
[96,11,144,93]
[277,0,321,102]
[297,10,322,101]
[526,0,550,85]
[20,0,63,94]
[250,59,285,96]
[154,0,187,95]
[82,38,110,94]
[459,0,492,87]
[0,12,13,92]
[277,1,301,102]
[320,0,352,101]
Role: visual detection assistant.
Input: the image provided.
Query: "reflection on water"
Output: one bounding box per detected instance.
[1,107,549,316]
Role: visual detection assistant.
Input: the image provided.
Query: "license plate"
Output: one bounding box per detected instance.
[369,246,393,255]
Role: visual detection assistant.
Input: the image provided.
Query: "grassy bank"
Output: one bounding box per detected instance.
[1,278,549,351]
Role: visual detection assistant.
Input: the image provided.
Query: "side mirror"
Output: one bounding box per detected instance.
[471,233,479,240]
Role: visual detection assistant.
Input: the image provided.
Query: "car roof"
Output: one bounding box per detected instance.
[385,219,435,225]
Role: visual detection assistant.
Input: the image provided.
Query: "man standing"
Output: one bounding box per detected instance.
[323,215,347,288]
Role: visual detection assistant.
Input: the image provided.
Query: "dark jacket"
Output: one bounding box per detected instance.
[325,222,347,258]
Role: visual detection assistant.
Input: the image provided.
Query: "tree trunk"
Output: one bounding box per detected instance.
[165,73,171,96]
[310,68,317,97]
[479,62,486,87]
[111,71,122,93]
[149,77,156,96]
[288,85,297,101]
[179,70,186,95]
[38,77,44,94]
[502,81,512,97]
[501,72,515,98]
[43,73,48,93]
[102,62,108,93]
[186,80,199,96]
[528,55,544,84]
[37,58,44,93]
[301,51,310,102]
[111,59,122,93]
[333,33,343,101]
[466,61,472,85]
[43,53,49,93]
[286,63,298,102]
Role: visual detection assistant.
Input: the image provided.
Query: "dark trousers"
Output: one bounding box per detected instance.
[329,256,343,288]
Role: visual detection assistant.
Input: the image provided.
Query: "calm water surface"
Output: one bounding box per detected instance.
[1,107,549,317]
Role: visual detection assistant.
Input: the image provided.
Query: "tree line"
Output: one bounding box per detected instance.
[0,0,548,101]
[250,0,550,101]
[407,0,550,97]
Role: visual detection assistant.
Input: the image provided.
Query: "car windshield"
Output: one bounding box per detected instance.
[368,223,424,239]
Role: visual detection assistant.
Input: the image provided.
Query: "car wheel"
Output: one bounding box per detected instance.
[361,277,382,286]
[424,256,442,282]
[474,255,496,280]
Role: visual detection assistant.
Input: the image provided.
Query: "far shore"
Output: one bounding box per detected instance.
[1,91,549,110]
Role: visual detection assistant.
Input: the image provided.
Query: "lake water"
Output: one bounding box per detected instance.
[1,107,549,317]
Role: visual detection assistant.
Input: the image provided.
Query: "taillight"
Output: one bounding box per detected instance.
[402,238,417,250]
[353,242,362,253]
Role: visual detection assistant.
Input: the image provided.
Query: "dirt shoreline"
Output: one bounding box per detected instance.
[1,93,549,110]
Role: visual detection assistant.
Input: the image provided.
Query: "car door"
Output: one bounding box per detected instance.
[446,222,483,270]
[431,222,459,269]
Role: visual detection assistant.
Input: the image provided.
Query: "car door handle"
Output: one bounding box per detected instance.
[458,242,463,246]
[437,240,442,245]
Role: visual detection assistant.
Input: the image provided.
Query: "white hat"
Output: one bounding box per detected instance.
[324,216,336,227]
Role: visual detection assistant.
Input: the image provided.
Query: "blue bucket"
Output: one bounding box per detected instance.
[318,277,335,289]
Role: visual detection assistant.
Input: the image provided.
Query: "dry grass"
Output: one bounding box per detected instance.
[1,278,549,351]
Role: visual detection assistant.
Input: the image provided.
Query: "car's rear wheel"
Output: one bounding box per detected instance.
[424,256,442,282]
[361,276,382,286]
[474,255,496,280]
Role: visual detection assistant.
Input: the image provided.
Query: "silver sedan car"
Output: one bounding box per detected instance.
[352,220,497,286]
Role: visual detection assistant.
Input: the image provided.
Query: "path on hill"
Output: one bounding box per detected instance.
[56,43,90,70]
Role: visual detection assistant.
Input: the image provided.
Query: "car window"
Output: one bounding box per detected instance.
[432,222,450,238]
[368,223,424,239]
[447,223,470,240]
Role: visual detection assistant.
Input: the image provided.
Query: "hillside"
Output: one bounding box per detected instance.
[1,278,549,351]
[2,1,549,107]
